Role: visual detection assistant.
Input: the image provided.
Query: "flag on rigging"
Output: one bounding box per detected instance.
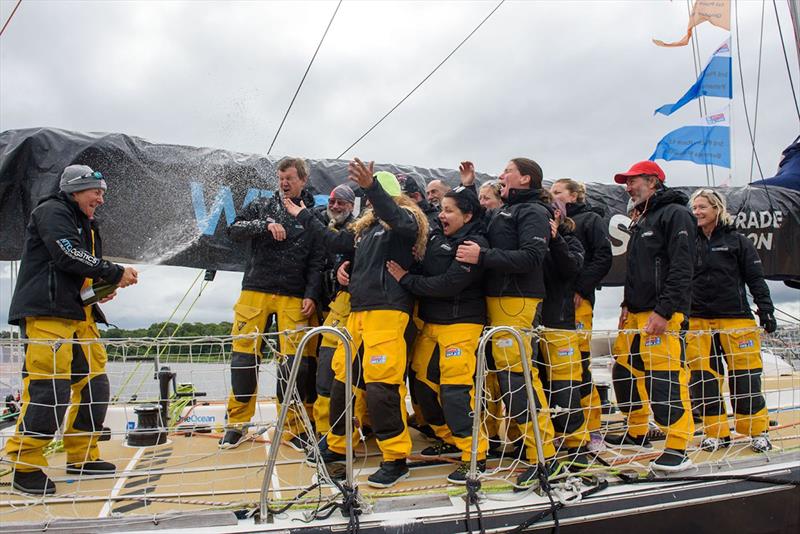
[655,38,731,116]
[653,0,731,48]
[650,107,730,168]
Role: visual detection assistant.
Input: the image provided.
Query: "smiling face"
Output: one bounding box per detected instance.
[692,194,718,233]
[278,165,307,199]
[72,188,105,219]
[625,174,657,206]
[550,182,577,204]
[438,196,472,237]
[479,184,502,210]
[499,161,530,199]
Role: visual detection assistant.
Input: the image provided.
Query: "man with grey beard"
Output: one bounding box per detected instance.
[310,184,356,443]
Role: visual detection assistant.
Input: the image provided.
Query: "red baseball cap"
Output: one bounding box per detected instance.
[613,161,666,184]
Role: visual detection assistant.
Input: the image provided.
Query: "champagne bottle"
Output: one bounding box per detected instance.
[81,281,117,305]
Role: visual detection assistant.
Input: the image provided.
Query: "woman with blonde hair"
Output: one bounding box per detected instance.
[284,159,428,488]
[551,178,612,452]
[686,188,776,453]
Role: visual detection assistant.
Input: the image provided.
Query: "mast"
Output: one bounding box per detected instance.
[790,1,800,73]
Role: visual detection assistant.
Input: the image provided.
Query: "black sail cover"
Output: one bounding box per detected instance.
[1,127,799,284]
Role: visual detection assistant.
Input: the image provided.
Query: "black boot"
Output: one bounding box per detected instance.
[13,469,56,495]
[66,460,116,475]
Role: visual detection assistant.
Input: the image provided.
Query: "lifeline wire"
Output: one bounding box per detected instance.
[267,0,342,155]
[0,0,22,37]
[336,0,505,159]
[773,0,800,124]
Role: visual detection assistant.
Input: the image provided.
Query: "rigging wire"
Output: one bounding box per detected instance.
[0,0,21,38]
[772,0,800,124]
[734,0,765,180]
[686,0,711,186]
[335,0,505,159]
[749,0,766,183]
[267,0,342,155]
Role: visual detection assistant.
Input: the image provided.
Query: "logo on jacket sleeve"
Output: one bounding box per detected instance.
[370,355,387,365]
[445,347,462,358]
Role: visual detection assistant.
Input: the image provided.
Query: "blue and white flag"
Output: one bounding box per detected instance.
[650,107,730,168]
[655,38,732,116]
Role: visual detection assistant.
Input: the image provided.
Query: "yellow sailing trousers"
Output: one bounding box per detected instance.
[226,290,315,439]
[612,311,693,450]
[410,322,487,462]
[575,298,602,432]
[486,296,555,462]
[686,317,768,438]
[5,308,110,471]
[539,329,589,448]
[314,291,352,436]
[328,309,411,461]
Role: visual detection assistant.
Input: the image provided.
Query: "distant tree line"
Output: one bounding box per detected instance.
[100,321,234,339]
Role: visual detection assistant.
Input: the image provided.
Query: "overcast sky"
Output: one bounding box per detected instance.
[1,0,798,330]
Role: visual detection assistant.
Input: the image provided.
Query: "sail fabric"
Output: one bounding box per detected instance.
[650,108,730,168]
[653,0,731,48]
[655,38,732,116]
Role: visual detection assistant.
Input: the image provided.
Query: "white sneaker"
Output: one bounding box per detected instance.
[700,436,730,452]
[750,433,772,453]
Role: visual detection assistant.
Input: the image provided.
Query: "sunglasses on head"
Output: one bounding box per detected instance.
[67,170,104,184]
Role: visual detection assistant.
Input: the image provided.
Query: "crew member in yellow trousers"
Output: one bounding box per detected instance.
[5,165,138,495]
[456,157,558,488]
[220,157,324,451]
[538,196,590,470]
[387,186,489,484]
[284,160,428,488]
[608,161,695,472]
[551,178,613,452]
[686,189,776,453]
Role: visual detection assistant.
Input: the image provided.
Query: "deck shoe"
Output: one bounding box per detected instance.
[419,441,461,458]
[13,469,56,496]
[604,432,652,448]
[564,447,592,472]
[66,460,116,475]
[367,459,409,488]
[447,460,486,485]
[700,435,731,452]
[651,448,692,472]
[285,432,310,452]
[586,431,607,453]
[219,429,245,449]
[750,433,773,453]
[306,445,347,467]
[514,459,562,491]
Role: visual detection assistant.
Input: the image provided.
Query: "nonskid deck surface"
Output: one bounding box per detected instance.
[2,408,799,526]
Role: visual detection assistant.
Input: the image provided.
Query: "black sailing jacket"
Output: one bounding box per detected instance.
[227,189,324,303]
[481,188,551,299]
[567,202,612,306]
[310,205,355,306]
[623,188,696,319]
[400,219,488,325]
[9,192,123,325]
[691,224,773,319]
[541,230,585,329]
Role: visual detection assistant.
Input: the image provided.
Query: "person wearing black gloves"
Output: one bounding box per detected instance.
[551,178,612,452]
[386,186,489,484]
[686,189,776,453]
[220,157,324,452]
[608,161,696,473]
[5,164,138,495]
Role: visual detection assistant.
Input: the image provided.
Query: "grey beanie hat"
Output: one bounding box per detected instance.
[60,164,107,194]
